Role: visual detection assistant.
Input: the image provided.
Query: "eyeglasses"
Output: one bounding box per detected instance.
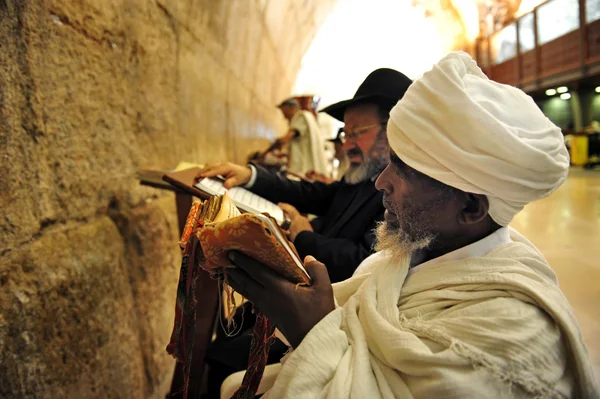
[339,122,387,144]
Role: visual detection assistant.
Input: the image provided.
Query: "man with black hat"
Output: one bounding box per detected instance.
[198,68,412,281]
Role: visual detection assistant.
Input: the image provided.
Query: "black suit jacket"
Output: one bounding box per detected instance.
[249,165,384,282]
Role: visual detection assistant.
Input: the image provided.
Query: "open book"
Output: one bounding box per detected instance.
[163,167,289,228]
[180,193,310,285]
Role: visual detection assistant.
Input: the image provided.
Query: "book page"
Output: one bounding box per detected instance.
[195,178,285,226]
[213,194,242,223]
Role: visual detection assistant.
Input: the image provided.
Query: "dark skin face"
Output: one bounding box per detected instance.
[375,150,500,266]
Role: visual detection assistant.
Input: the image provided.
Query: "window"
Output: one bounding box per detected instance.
[492,23,517,64]
[587,0,600,22]
[537,0,579,45]
[518,13,536,52]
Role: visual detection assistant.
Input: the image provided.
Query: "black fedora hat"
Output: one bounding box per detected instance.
[320,68,412,122]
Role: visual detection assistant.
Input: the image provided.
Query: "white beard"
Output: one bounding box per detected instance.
[344,162,373,185]
[375,221,433,261]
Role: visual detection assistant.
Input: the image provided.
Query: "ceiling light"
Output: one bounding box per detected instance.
[595,86,600,93]
[560,93,571,100]
[545,89,556,96]
[556,86,568,93]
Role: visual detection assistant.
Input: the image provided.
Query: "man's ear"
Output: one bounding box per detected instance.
[457,194,490,225]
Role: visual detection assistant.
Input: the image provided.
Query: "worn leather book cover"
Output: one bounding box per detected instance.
[181,193,310,284]
[169,193,309,399]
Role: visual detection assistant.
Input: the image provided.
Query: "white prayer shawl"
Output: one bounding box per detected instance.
[265,230,598,398]
[288,110,328,175]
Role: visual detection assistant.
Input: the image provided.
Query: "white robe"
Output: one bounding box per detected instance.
[288,111,328,176]
[266,230,599,398]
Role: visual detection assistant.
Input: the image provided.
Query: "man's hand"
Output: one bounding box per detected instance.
[305,169,334,184]
[195,162,252,189]
[278,129,298,146]
[226,252,335,348]
[279,203,313,241]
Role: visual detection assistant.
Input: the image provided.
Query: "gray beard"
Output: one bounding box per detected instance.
[375,222,434,261]
[344,153,387,185]
[345,163,377,185]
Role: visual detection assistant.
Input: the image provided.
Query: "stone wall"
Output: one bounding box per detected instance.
[0,0,336,397]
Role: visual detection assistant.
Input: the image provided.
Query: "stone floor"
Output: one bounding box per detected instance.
[510,167,600,381]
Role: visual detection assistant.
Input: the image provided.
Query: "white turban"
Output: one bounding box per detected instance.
[387,51,569,226]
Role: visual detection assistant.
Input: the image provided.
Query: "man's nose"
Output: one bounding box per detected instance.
[375,168,390,192]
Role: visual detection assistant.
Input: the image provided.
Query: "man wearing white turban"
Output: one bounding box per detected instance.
[224,52,599,398]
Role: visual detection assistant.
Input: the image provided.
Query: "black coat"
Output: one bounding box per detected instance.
[250,165,384,282]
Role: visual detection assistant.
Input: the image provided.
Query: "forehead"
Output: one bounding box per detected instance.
[389,150,411,171]
[389,150,427,181]
[343,103,380,128]
[389,150,451,191]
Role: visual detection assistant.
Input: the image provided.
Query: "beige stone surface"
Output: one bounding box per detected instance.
[0,0,337,397]
[0,217,146,398]
[108,196,181,399]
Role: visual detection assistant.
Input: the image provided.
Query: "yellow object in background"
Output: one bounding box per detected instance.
[174,161,205,171]
[570,136,589,166]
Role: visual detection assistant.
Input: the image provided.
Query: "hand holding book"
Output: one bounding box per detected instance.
[181,193,336,343]
[278,202,314,241]
[227,251,335,349]
[195,162,252,189]
[177,193,308,284]
[169,192,333,398]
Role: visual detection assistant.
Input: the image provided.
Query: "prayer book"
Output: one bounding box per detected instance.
[168,193,310,398]
[163,167,289,228]
[180,193,310,285]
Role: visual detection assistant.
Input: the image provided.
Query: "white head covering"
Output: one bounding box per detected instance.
[387,51,569,226]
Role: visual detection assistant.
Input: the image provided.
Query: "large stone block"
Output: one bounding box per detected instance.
[0,0,182,249]
[242,6,263,91]
[0,217,145,398]
[109,196,181,399]
[254,38,273,102]
[263,1,293,50]
[0,3,41,251]
[225,1,251,82]
[0,199,180,399]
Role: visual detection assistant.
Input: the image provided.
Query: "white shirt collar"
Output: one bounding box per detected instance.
[408,227,511,276]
